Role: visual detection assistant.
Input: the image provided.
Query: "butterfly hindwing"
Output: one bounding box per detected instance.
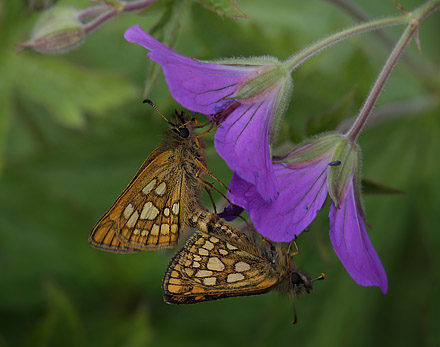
[162,228,279,304]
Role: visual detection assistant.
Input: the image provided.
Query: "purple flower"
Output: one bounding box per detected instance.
[124,25,292,202]
[228,133,388,293]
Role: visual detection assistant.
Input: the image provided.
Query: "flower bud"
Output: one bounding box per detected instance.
[278,133,344,165]
[328,138,359,206]
[234,63,290,103]
[21,7,85,54]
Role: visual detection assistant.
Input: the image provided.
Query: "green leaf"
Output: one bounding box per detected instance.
[361,177,405,195]
[108,304,153,347]
[23,281,85,347]
[144,0,190,97]
[196,0,248,18]
[12,53,137,128]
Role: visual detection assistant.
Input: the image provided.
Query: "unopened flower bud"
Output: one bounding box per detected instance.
[21,7,85,54]
[234,63,290,103]
[328,137,360,207]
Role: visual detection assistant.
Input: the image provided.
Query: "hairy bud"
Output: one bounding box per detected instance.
[21,7,85,54]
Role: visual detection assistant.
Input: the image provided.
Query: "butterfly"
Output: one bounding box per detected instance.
[162,215,325,305]
[89,101,212,253]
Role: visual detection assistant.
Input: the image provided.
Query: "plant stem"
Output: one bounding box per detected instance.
[324,0,436,82]
[283,14,409,72]
[346,0,440,141]
[81,0,159,34]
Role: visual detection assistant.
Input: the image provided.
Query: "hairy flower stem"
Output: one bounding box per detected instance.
[283,0,439,73]
[80,0,159,34]
[283,15,409,72]
[346,0,440,141]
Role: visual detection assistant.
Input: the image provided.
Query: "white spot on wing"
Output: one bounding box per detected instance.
[164,208,170,217]
[142,179,156,195]
[195,270,213,277]
[235,261,251,272]
[172,202,180,215]
[140,202,159,220]
[203,240,214,250]
[207,257,225,271]
[155,182,167,196]
[151,224,160,236]
[161,224,170,235]
[203,277,217,286]
[198,248,209,256]
[227,273,245,283]
[126,211,139,228]
[171,224,178,234]
[226,243,238,250]
[123,204,134,219]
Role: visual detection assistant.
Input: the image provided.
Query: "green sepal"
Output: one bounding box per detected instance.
[26,7,85,54]
[234,64,288,101]
[276,133,343,165]
[328,138,359,207]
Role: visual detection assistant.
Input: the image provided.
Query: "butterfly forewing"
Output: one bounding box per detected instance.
[88,217,140,254]
[163,228,279,304]
[89,109,206,253]
[116,151,185,250]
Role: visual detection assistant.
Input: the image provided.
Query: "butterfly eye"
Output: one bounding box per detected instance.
[291,272,305,286]
[179,127,190,138]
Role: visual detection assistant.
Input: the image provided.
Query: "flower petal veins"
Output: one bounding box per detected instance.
[329,182,388,293]
[124,25,250,114]
[228,159,329,241]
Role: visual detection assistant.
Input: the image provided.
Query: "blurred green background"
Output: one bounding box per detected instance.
[1,0,439,346]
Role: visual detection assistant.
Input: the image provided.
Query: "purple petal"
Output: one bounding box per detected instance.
[217,205,244,222]
[228,158,329,242]
[215,99,280,202]
[124,25,251,115]
[329,182,388,294]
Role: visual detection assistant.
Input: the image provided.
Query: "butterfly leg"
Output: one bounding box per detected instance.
[194,123,220,148]
[288,237,300,257]
[194,158,230,192]
[196,174,234,208]
[204,186,218,214]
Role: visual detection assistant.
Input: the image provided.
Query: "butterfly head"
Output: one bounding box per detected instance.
[172,110,194,139]
[290,270,325,297]
[143,99,198,140]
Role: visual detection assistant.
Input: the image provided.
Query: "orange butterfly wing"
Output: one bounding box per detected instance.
[89,148,186,252]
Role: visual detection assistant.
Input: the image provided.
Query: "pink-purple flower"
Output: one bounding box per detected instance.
[124,24,292,202]
[124,24,387,294]
[228,133,388,293]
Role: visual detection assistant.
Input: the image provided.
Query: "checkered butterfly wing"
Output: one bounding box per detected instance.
[89,110,204,253]
[162,222,279,304]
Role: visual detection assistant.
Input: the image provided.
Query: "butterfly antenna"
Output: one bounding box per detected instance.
[143,99,173,125]
[312,273,326,283]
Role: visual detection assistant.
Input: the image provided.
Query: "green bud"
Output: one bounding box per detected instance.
[235,63,289,102]
[22,7,85,54]
[328,137,359,207]
[277,133,344,165]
